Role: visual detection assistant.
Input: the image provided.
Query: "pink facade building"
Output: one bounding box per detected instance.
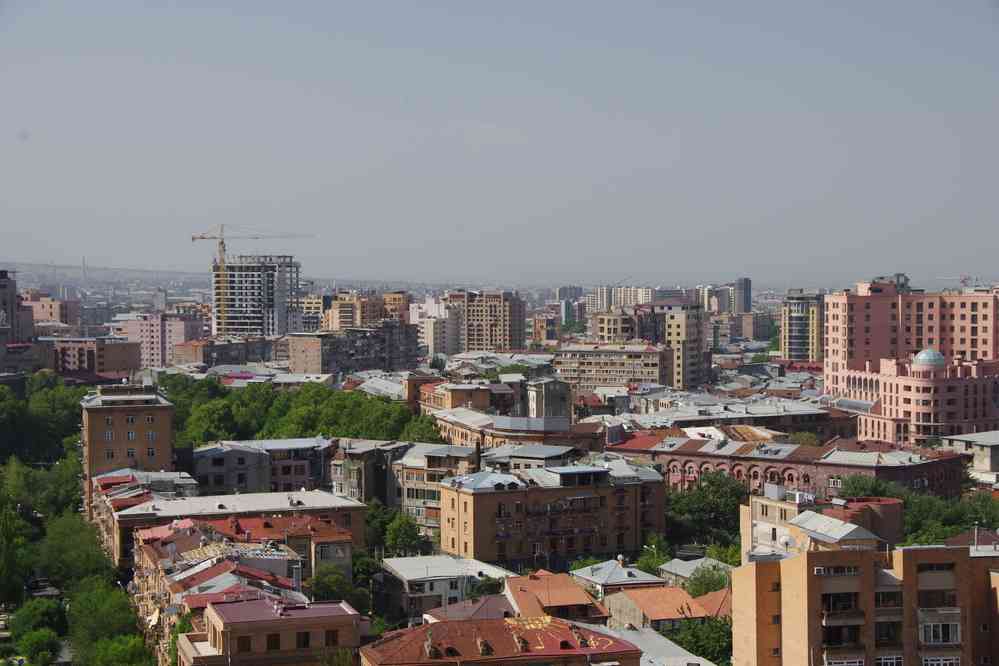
[113,313,204,368]
[837,350,999,446]
[824,274,999,394]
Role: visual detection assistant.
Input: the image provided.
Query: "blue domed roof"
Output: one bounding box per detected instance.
[913,349,946,367]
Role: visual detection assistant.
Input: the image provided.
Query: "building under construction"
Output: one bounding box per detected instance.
[212,254,302,337]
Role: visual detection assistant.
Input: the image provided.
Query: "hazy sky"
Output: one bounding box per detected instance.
[2,2,998,288]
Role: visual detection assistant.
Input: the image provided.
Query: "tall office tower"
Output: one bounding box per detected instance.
[584,285,612,313]
[211,254,302,337]
[823,273,999,396]
[780,289,825,363]
[443,290,526,352]
[733,277,752,313]
[555,285,584,301]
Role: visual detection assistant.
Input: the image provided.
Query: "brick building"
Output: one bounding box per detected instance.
[42,335,141,378]
[438,454,665,568]
[288,321,419,375]
[554,343,673,393]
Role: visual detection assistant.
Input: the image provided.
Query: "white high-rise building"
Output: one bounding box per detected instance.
[212,254,302,337]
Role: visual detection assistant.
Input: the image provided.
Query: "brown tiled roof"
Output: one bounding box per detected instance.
[614,586,709,621]
[424,595,514,622]
[196,515,352,543]
[506,573,604,618]
[694,587,732,618]
[361,617,640,666]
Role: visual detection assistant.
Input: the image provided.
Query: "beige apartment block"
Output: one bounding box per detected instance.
[443,290,526,352]
[554,343,672,393]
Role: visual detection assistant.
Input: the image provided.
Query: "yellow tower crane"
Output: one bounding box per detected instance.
[192,224,311,336]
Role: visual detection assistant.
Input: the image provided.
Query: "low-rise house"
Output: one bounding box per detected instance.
[693,587,731,619]
[503,571,609,624]
[570,558,666,599]
[381,555,514,620]
[658,557,733,587]
[219,437,336,492]
[604,586,710,632]
[422,594,515,624]
[360,617,640,666]
[177,598,362,666]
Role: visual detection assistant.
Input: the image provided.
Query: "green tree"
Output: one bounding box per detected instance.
[838,475,907,499]
[168,613,193,666]
[788,431,820,447]
[683,564,730,598]
[569,556,604,571]
[319,647,356,666]
[0,386,34,461]
[182,400,237,445]
[666,472,748,546]
[0,502,31,605]
[88,635,154,666]
[705,543,741,567]
[18,628,61,666]
[10,599,67,640]
[365,499,397,551]
[67,577,140,663]
[664,617,732,666]
[635,534,671,576]
[467,576,503,598]
[399,415,444,443]
[306,565,369,614]
[38,514,114,587]
[385,512,424,556]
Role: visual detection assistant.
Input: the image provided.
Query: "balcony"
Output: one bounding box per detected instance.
[822,641,864,655]
[875,606,903,622]
[176,633,226,666]
[917,607,961,623]
[821,609,865,626]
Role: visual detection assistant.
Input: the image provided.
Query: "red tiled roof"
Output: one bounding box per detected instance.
[182,585,272,610]
[361,617,640,666]
[109,492,153,511]
[505,573,606,619]
[196,515,352,543]
[169,561,237,593]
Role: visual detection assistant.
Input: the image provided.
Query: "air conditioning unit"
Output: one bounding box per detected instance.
[813,567,826,576]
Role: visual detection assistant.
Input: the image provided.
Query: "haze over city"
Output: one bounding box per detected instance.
[3,1,999,284]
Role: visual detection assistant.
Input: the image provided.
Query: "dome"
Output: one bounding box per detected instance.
[912,349,946,367]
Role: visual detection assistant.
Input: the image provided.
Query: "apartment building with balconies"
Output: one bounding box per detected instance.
[392,444,476,538]
[554,342,672,393]
[732,488,999,666]
[438,454,664,568]
[443,290,527,352]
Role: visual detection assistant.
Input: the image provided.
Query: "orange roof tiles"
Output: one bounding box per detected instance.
[196,515,352,543]
[505,573,605,618]
[361,617,639,666]
[616,586,708,621]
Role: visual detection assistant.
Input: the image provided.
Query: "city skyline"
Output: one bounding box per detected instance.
[3,2,999,284]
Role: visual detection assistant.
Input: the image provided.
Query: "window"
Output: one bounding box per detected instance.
[105,450,115,460]
[922,658,960,666]
[921,622,960,645]
[918,589,957,608]
[449,580,458,590]
[917,562,955,572]
[325,630,338,647]
[266,634,280,651]
[126,448,136,458]
[237,473,246,486]
[147,447,156,458]
[875,591,902,608]
[876,657,903,666]
[236,636,252,653]
[145,415,154,424]
[104,416,113,426]
[296,632,311,649]
[104,431,114,441]
[212,457,225,467]
[771,614,780,625]
[236,457,246,466]
[127,431,136,441]
[146,431,156,442]
[771,648,781,657]
[126,415,136,424]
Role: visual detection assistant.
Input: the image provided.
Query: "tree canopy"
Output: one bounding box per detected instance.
[307,565,370,614]
[664,617,732,666]
[385,513,427,556]
[683,564,730,598]
[156,376,441,447]
[666,472,748,546]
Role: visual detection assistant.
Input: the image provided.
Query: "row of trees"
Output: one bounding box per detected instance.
[0,372,88,463]
[157,375,443,447]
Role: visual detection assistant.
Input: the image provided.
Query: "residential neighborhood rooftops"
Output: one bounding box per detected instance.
[215,436,334,451]
[441,470,528,493]
[423,595,515,623]
[210,598,359,624]
[575,623,717,666]
[612,587,707,621]
[658,557,732,580]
